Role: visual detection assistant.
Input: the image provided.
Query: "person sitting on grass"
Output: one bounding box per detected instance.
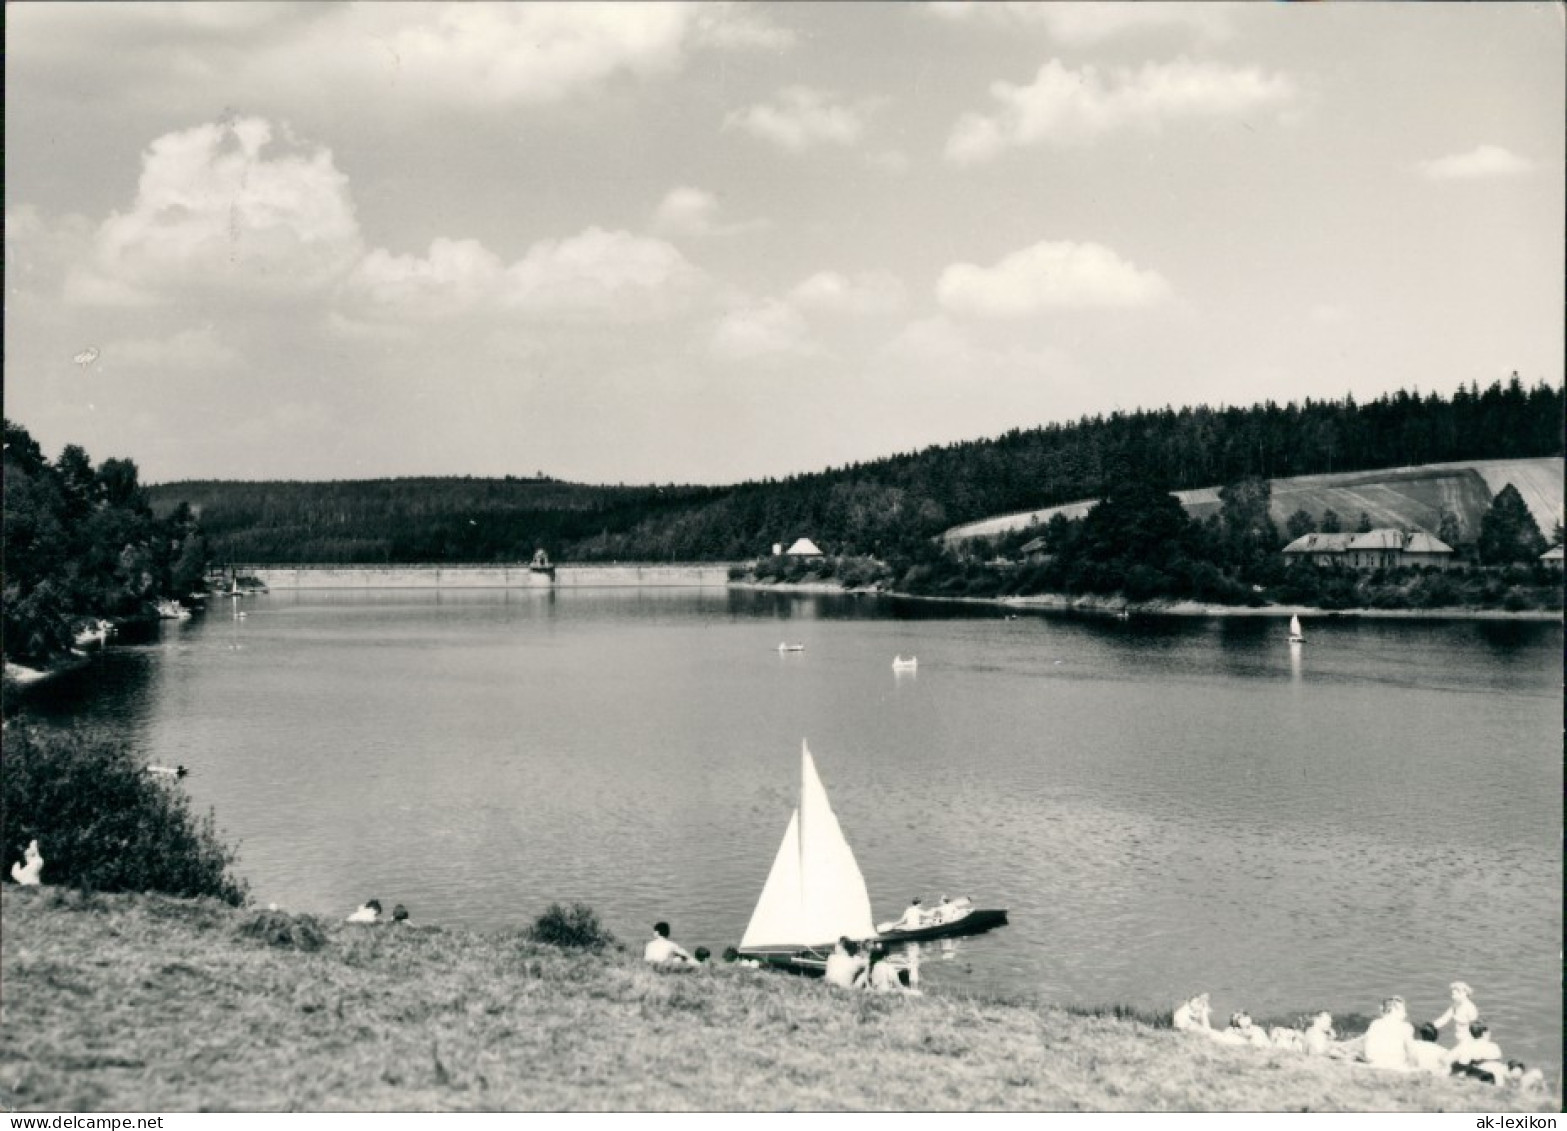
[1219,1011,1272,1049]
[1447,1020,1505,1082]
[643,921,695,966]
[1408,1022,1449,1075]
[693,947,711,964]
[392,904,409,924]
[1431,981,1479,1046]
[722,947,760,969]
[346,898,382,924]
[1302,1012,1337,1056]
[1269,1024,1305,1052]
[1362,997,1417,1070]
[824,937,867,989]
[864,942,918,995]
[1172,993,1213,1033]
[10,840,43,887]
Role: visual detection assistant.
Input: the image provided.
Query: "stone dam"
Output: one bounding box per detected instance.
[236,564,735,590]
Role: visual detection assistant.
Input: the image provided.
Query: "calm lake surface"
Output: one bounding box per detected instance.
[26,589,1563,1068]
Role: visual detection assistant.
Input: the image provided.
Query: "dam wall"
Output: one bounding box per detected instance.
[238,564,736,589]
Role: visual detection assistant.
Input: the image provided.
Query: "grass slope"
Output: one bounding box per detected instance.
[1,888,1554,1113]
[943,457,1563,545]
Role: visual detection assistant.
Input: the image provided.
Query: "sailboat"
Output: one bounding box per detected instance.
[738,741,876,968]
[1289,615,1305,644]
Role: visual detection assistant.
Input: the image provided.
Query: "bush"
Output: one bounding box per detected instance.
[237,907,328,951]
[530,901,616,951]
[1,723,248,906]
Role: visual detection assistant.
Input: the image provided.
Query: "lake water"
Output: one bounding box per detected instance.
[23,589,1563,1068]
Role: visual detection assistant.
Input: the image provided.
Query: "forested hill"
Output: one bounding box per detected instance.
[148,377,1564,564]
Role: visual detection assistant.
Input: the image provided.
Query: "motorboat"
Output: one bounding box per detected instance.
[876,900,1009,944]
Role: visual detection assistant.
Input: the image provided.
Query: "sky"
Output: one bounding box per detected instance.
[5,2,1563,487]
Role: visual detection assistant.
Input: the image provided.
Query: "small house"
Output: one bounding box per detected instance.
[783,537,824,558]
[1541,545,1564,572]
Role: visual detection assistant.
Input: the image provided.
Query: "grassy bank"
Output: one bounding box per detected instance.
[1,888,1554,1113]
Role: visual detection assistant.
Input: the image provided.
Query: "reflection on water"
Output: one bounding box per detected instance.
[12,591,1562,1069]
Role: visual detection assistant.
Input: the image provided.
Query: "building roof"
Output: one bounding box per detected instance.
[1542,545,1565,561]
[784,537,823,556]
[1282,533,1356,554]
[1019,536,1049,555]
[1346,529,1406,551]
[1401,532,1454,555]
[1283,529,1452,555]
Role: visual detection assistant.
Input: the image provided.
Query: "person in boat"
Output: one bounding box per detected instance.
[930,894,955,926]
[823,937,867,989]
[643,921,695,966]
[1431,981,1478,1046]
[346,899,382,924]
[1301,1011,1337,1056]
[894,898,925,931]
[1361,997,1417,1069]
[1172,993,1213,1033]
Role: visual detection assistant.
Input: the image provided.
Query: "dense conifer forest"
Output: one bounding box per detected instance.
[145,377,1563,564]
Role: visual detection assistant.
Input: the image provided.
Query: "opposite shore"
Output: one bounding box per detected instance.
[730,580,1566,622]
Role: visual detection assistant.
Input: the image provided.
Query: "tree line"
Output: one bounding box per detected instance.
[4,420,207,665]
[145,376,1563,565]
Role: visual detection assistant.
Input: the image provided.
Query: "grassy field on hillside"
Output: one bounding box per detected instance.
[944,457,1563,545]
[0,888,1556,1113]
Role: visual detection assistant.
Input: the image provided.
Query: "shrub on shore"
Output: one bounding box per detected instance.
[529,901,617,951]
[1,722,248,906]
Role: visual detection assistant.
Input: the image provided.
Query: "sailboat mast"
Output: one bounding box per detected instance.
[799,740,809,921]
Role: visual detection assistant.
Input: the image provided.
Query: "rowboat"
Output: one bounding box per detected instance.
[891,655,917,672]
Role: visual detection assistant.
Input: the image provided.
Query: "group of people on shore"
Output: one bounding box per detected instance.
[345,898,409,924]
[641,922,918,994]
[1173,982,1545,1090]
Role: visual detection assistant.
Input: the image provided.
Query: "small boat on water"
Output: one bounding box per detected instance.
[891,655,917,672]
[156,599,192,620]
[1289,615,1305,644]
[778,642,805,653]
[147,764,189,779]
[877,900,1009,944]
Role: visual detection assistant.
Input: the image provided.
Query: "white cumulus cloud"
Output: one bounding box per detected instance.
[651,186,764,237]
[789,270,906,316]
[68,117,363,305]
[946,58,1295,161]
[1418,145,1534,181]
[711,299,818,361]
[938,240,1171,315]
[501,227,703,318]
[724,86,870,152]
[926,2,1231,45]
[377,4,694,107]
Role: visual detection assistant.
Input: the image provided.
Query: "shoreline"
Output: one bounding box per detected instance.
[730,581,1564,622]
[4,887,1556,1113]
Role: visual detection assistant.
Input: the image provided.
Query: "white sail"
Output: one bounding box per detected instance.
[740,741,876,950]
[1290,615,1304,639]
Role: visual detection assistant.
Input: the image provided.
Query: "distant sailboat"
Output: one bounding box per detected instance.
[1289,615,1305,644]
[739,741,876,960]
